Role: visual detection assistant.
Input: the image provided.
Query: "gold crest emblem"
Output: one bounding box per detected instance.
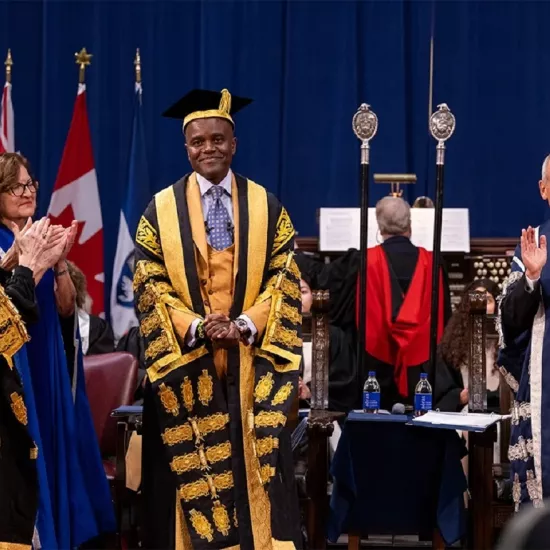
[198,369,214,406]
[10,392,27,425]
[189,509,214,542]
[271,382,294,406]
[212,501,231,536]
[158,383,180,416]
[136,216,163,259]
[254,372,274,403]
[181,377,195,412]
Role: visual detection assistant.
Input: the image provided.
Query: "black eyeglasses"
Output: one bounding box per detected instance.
[9,180,39,197]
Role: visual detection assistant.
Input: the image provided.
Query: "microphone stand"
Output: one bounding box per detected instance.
[352,104,378,395]
[428,104,456,392]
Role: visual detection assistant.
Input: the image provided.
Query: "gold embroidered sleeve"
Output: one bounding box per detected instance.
[271,207,295,257]
[134,207,206,383]
[0,284,30,368]
[256,249,302,372]
[249,206,302,487]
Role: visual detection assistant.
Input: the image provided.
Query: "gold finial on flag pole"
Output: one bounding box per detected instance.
[75,47,92,84]
[134,48,142,84]
[5,49,13,84]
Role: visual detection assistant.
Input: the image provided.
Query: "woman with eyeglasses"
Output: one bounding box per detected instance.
[0,153,115,548]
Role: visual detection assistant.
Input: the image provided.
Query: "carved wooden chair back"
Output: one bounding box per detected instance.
[310,289,330,411]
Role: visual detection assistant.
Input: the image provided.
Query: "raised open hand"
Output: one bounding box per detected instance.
[521,226,547,280]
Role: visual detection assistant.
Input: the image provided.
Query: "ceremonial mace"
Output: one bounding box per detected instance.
[428,104,456,389]
[352,104,378,388]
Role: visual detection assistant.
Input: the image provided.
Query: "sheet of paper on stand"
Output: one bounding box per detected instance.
[411,410,511,431]
[319,207,377,251]
[318,207,470,252]
[410,208,470,252]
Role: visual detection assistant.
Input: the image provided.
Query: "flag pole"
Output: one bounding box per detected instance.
[134,48,142,85]
[4,49,12,84]
[75,47,92,84]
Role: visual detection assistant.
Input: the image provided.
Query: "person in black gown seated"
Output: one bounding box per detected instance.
[296,196,451,411]
[67,260,114,355]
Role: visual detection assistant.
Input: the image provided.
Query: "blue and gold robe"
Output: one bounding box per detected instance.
[498,220,550,510]
[0,225,116,548]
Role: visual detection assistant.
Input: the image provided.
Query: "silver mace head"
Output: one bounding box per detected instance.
[429,103,456,143]
[352,103,378,142]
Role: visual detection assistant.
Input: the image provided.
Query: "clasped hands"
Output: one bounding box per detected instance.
[1,217,78,280]
[202,313,242,349]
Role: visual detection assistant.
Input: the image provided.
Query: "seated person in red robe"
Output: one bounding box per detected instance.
[296,196,451,411]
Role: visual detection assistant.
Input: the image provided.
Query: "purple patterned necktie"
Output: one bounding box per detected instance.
[206,185,233,250]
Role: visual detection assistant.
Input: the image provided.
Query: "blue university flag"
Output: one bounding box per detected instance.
[110,81,150,341]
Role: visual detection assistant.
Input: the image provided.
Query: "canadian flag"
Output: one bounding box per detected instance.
[0,81,14,153]
[48,83,104,316]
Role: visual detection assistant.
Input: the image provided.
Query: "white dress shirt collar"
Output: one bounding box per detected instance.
[196,169,233,197]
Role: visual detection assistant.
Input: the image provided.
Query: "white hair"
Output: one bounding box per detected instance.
[375,196,411,237]
[542,154,550,180]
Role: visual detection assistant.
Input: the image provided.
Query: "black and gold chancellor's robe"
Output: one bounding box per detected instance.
[134,172,303,550]
[0,268,38,548]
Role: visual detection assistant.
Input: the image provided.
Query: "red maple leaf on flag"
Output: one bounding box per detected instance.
[48,85,104,316]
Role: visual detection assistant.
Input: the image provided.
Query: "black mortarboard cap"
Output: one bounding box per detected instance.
[162,88,252,129]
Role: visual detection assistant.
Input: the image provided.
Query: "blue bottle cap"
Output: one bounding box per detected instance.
[368,371,376,377]
[420,373,428,379]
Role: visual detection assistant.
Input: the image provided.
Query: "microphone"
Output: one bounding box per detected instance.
[391,403,406,415]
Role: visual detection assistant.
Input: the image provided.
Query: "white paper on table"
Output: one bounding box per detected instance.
[411,410,510,430]
[318,207,470,253]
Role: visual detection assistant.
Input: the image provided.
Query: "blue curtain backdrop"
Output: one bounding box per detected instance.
[0,0,549,313]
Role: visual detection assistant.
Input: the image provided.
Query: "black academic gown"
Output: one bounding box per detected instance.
[0,266,39,546]
[296,237,452,410]
[88,315,115,355]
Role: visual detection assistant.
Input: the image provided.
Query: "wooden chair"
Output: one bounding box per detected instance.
[466,291,514,550]
[83,352,139,548]
[304,289,345,550]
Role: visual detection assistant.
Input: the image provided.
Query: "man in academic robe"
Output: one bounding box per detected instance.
[497,153,550,510]
[296,196,450,410]
[134,88,303,549]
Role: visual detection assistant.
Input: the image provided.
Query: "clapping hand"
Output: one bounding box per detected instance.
[0,217,33,271]
[12,217,52,273]
[521,226,547,280]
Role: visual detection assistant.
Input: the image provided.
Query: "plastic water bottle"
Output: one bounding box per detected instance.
[414,373,432,416]
[363,371,381,414]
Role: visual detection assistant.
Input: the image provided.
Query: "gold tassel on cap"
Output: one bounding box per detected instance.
[218,89,231,115]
